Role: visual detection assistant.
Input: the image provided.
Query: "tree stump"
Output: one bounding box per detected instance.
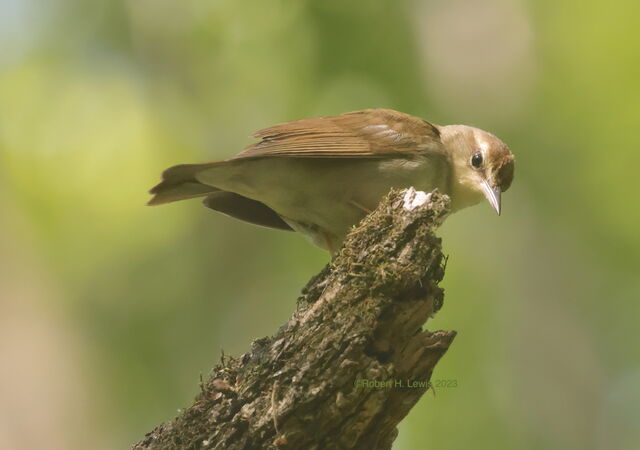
[134,188,456,450]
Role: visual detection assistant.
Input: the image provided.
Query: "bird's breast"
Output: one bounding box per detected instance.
[201,156,451,250]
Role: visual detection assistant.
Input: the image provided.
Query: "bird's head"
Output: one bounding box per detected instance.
[439,125,515,215]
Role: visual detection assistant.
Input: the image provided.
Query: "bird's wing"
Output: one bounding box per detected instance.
[203,191,294,231]
[232,109,444,159]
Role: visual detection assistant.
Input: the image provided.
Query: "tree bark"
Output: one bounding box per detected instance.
[134,188,456,450]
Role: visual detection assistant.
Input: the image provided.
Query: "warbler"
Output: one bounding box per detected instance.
[149,109,514,253]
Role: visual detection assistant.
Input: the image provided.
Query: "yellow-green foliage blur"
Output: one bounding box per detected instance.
[1,1,638,449]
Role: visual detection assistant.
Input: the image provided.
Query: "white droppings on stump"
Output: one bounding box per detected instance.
[403,187,432,211]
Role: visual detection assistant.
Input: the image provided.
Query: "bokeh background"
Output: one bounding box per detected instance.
[1,0,639,449]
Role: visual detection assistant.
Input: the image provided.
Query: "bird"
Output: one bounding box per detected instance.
[148,108,514,253]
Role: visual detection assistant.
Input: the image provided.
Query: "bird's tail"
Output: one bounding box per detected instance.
[147,162,221,206]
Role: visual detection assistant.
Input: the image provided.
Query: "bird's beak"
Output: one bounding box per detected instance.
[480,180,502,215]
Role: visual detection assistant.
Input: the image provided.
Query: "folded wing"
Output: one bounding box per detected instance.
[233,109,444,160]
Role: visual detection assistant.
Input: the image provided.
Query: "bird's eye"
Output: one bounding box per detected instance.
[471,152,483,169]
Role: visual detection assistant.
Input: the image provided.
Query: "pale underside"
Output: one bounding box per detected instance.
[196,155,449,250]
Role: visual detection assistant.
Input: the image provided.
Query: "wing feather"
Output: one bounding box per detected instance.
[232,109,443,160]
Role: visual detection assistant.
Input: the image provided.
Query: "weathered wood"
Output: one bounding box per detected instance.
[134,188,456,450]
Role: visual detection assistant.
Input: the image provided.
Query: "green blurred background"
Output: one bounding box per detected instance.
[1,0,638,449]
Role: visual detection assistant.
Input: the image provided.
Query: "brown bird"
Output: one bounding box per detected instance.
[148,109,514,253]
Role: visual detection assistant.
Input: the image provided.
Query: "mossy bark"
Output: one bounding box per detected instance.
[134,188,456,450]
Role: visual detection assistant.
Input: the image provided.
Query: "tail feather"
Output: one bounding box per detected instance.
[147,162,220,205]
